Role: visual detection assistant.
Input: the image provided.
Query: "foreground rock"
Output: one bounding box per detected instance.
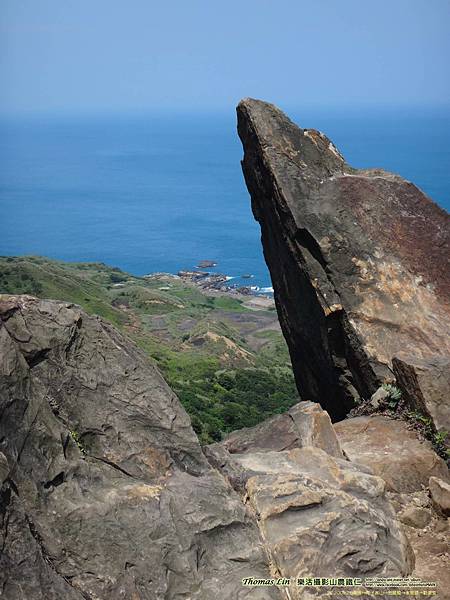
[0,295,278,600]
[387,488,450,600]
[334,416,449,595]
[429,476,450,516]
[398,505,431,529]
[334,416,449,493]
[221,400,343,458]
[206,404,415,598]
[237,98,450,425]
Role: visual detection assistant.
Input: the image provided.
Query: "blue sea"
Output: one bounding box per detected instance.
[1,108,449,288]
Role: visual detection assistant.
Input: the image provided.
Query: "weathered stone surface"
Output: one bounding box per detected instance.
[207,407,416,595]
[334,416,449,493]
[0,452,8,484]
[370,386,390,410]
[435,518,448,533]
[402,521,450,600]
[398,506,432,529]
[0,295,279,600]
[429,476,450,516]
[386,489,450,598]
[206,443,414,598]
[237,98,450,422]
[221,400,343,458]
[393,356,450,434]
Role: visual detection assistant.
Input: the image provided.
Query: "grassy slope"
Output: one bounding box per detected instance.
[0,255,298,443]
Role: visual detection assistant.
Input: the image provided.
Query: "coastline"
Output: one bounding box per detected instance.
[144,269,276,311]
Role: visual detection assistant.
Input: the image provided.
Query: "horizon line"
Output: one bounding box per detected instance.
[1,101,450,119]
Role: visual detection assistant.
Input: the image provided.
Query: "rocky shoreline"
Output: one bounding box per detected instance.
[145,267,276,310]
[177,268,273,296]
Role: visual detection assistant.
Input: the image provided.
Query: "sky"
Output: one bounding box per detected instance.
[1,0,449,114]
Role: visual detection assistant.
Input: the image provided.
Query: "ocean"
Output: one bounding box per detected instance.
[1,107,449,288]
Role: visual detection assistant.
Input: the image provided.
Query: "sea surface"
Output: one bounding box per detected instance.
[1,108,449,288]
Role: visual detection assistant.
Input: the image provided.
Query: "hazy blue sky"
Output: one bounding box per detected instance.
[1,0,449,114]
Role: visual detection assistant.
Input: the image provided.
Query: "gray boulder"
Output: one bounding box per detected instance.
[429,476,450,516]
[0,295,279,600]
[398,506,432,529]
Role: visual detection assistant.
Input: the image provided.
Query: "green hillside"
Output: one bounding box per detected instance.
[0,255,298,443]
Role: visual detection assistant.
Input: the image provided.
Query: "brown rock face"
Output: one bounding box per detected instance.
[334,416,449,493]
[429,476,450,516]
[334,416,450,597]
[206,407,415,596]
[221,401,343,458]
[237,98,450,422]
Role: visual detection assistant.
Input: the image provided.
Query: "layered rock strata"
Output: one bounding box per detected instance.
[206,404,415,600]
[237,98,450,425]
